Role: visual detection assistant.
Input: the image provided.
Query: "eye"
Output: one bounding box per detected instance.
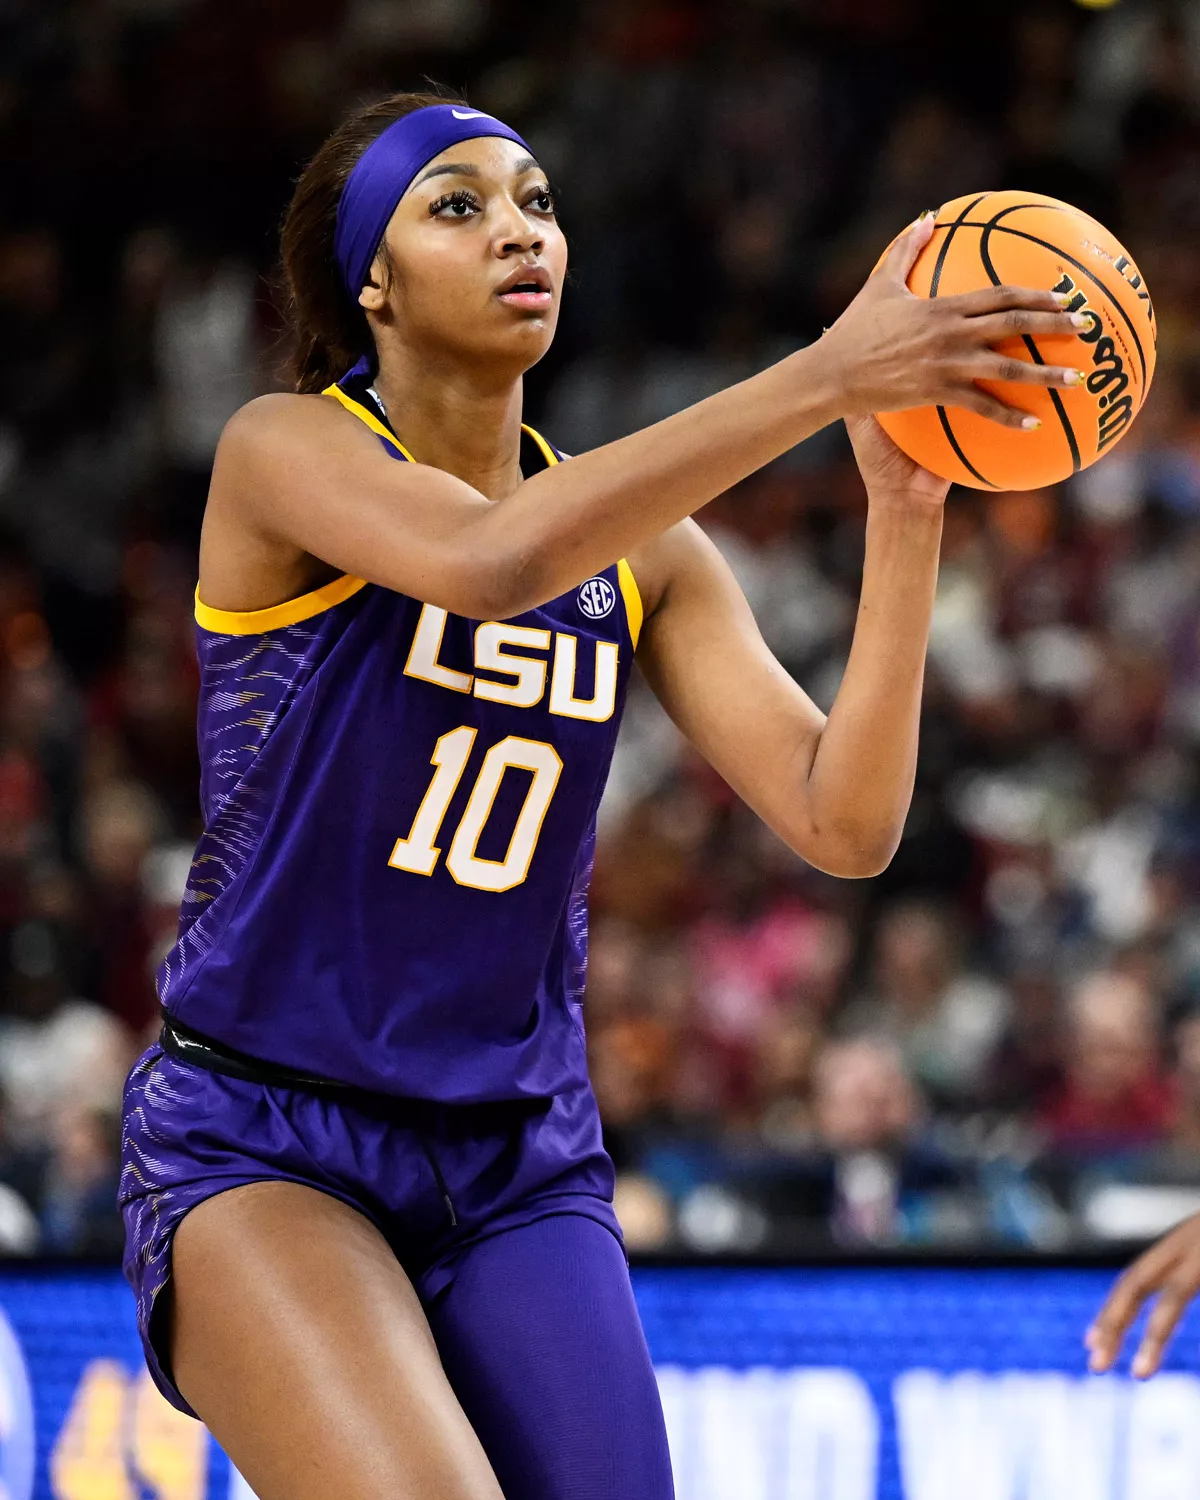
[430,188,480,219]
[526,184,557,216]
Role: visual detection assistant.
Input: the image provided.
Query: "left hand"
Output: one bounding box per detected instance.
[846,414,951,509]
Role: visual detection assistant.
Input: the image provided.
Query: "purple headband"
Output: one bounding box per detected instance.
[335,104,533,304]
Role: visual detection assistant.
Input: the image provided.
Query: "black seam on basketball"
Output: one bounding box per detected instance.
[929,195,989,298]
[949,217,1147,385]
[936,406,998,488]
[928,196,1000,487]
[1046,389,1082,472]
[978,211,1083,475]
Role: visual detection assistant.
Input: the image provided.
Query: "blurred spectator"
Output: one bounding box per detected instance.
[1039,971,1173,1156]
[77,779,169,1032]
[38,1103,124,1257]
[0,920,132,1150]
[729,1037,973,1250]
[689,860,828,1046]
[811,1037,973,1246]
[842,902,1011,1110]
[753,1007,823,1155]
[984,962,1065,1113]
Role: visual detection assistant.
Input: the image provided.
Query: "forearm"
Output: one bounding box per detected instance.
[481,344,842,613]
[802,496,943,874]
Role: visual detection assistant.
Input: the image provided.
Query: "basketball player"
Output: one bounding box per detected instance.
[119,93,1087,1499]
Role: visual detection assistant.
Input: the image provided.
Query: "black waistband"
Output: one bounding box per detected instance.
[158,1011,546,1127]
[161,1011,361,1092]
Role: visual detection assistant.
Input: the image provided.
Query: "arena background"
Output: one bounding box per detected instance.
[0,0,1198,1493]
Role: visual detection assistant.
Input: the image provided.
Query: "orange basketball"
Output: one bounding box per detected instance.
[876,190,1156,491]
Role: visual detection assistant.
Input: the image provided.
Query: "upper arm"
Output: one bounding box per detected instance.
[207,394,515,618]
[634,520,830,858]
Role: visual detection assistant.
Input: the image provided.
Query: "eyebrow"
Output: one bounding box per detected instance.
[416,154,542,186]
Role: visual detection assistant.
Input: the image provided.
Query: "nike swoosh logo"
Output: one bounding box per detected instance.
[451,110,487,121]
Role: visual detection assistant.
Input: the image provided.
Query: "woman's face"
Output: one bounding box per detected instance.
[360,136,566,373]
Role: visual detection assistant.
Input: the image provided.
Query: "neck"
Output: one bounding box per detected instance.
[370,344,526,501]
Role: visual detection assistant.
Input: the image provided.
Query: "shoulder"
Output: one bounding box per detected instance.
[204,390,392,584]
[218,390,373,462]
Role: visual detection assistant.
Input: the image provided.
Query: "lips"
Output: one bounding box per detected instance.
[496,264,552,310]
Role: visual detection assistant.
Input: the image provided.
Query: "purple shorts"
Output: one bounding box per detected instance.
[119,1042,621,1418]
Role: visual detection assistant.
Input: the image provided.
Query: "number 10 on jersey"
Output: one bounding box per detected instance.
[388,727,562,893]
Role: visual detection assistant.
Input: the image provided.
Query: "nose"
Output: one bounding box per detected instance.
[492,201,544,259]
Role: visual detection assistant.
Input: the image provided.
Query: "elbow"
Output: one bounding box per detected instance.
[447,544,554,621]
[434,553,528,621]
[830,841,899,880]
[793,823,902,881]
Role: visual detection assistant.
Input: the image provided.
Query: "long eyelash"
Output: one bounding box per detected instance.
[429,184,558,215]
[429,188,478,215]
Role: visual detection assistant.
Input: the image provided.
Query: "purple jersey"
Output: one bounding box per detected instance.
[157,376,641,1102]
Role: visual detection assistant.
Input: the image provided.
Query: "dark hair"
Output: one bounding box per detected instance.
[280,90,468,394]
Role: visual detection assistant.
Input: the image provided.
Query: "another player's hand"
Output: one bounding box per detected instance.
[1087,1212,1200,1378]
[821,213,1087,429]
[845,414,950,509]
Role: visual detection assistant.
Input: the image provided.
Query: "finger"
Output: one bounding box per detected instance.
[1087,1259,1166,1372]
[1132,1276,1197,1378]
[952,388,1043,430]
[878,211,936,285]
[944,285,1076,317]
[966,309,1092,342]
[844,412,879,447]
[971,356,1086,389]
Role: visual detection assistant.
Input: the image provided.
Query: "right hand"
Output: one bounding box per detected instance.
[1087,1211,1200,1379]
[820,212,1087,430]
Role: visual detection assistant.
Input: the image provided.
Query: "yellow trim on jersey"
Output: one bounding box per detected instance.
[521,424,559,467]
[616,558,642,651]
[522,426,641,651]
[279,390,637,655]
[323,383,416,461]
[192,381,398,634]
[195,573,369,635]
[327,387,558,480]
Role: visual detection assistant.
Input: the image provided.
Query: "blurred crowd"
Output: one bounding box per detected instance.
[0,0,1197,1256]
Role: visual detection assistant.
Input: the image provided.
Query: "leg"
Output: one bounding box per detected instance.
[168,1180,505,1500]
[425,1215,675,1500]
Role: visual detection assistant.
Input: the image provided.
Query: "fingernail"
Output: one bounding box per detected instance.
[1022,416,1041,430]
[1063,369,1085,386]
[1070,311,1090,328]
[1132,1355,1151,1378]
[1054,292,1072,308]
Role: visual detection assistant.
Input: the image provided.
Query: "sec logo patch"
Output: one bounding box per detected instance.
[577,576,616,620]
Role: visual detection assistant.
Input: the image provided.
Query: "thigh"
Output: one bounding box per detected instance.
[426,1215,675,1500]
[169,1180,505,1500]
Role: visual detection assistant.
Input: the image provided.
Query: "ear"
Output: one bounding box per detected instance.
[357,255,388,313]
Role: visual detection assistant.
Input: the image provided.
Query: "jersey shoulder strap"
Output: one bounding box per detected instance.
[323,373,640,645]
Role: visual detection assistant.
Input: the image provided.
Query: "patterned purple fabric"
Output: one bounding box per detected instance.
[119,1043,618,1416]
